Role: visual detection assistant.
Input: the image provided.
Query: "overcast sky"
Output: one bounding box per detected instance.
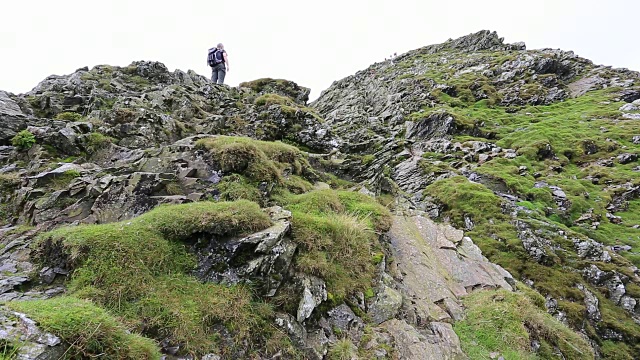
[1,0,638,100]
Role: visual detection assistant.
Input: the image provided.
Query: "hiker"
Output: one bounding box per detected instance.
[208,43,229,84]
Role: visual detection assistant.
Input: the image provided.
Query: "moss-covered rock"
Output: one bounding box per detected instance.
[31,200,292,357]
[7,297,161,360]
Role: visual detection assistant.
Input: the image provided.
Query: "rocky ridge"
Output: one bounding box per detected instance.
[0,30,636,359]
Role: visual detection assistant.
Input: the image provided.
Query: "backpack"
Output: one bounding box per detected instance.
[208,48,224,67]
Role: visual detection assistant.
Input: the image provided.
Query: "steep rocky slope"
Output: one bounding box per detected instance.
[0,30,636,359]
[313,30,640,358]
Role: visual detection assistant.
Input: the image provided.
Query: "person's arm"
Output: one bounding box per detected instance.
[224,52,229,72]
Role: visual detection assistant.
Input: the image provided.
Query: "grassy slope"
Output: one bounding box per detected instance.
[454,289,593,360]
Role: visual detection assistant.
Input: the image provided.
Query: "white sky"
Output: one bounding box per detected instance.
[1,0,638,100]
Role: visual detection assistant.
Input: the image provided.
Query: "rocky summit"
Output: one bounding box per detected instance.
[0,30,639,359]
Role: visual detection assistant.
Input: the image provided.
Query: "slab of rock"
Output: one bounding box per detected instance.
[386,214,513,326]
[368,285,403,324]
[382,319,467,360]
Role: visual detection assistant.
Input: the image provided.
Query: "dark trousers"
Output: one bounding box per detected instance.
[211,64,226,84]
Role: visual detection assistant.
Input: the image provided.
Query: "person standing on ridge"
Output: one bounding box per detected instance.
[208,43,229,84]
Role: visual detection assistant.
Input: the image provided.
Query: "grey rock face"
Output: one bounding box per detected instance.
[382,213,513,355]
[327,304,365,343]
[579,284,602,322]
[193,206,296,297]
[296,275,328,322]
[515,220,552,264]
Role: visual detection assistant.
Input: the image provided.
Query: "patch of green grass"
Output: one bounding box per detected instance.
[361,154,375,165]
[454,289,594,360]
[196,136,310,184]
[281,190,391,299]
[6,297,161,359]
[217,174,262,203]
[48,169,81,190]
[0,339,20,360]
[284,175,313,194]
[129,75,150,87]
[31,200,295,356]
[0,173,20,192]
[599,340,634,360]
[55,112,84,122]
[255,93,296,107]
[425,176,504,224]
[328,339,357,360]
[164,182,182,195]
[85,132,114,154]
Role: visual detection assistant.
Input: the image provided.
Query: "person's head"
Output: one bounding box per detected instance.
[217,43,224,50]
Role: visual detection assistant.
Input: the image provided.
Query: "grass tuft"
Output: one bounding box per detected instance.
[281,190,391,299]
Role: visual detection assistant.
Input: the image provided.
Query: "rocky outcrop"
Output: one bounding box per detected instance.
[1,29,638,359]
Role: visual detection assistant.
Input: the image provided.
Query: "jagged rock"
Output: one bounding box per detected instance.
[406,111,456,140]
[444,30,520,52]
[579,284,602,322]
[620,103,639,112]
[296,275,328,322]
[275,313,307,348]
[611,245,632,252]
[583,265,640,314]
[327,304,365,343]
[606,183,640,213]
[193,206,296,296]
[573,238,611,262]
[515,221,552,264]
[368,285,403,325]
[617,153,638,164]
[0,308,67,359]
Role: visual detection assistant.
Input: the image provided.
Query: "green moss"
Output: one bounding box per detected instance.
[55,112,84,122]
[0,173,20,192]
[31,200,292,356]
[7,297,160,359]
[454,290,593,360]
[281,190,391,298]
[11,130,36,151]
[361,154,375,165]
